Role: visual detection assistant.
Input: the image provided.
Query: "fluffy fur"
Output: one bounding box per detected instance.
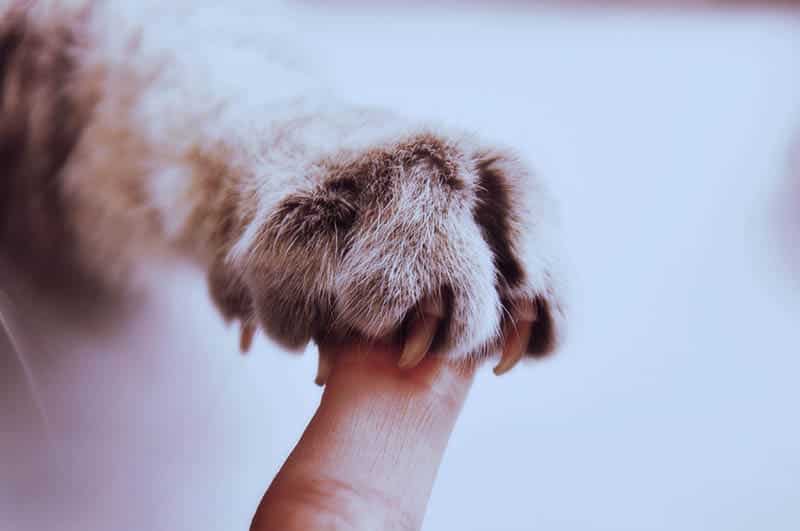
[0,0,566,363]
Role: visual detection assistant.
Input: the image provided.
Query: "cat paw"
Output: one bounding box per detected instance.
[208,132,566,380]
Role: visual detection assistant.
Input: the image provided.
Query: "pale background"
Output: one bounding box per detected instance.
[2,3,799,531]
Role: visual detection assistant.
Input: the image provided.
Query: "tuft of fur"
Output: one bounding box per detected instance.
[0,0,566,363]
[0,2,96,287]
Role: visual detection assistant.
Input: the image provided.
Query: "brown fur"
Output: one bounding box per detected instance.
[473,153,526,291]
[0,1,566,363]
[0,4,95,288]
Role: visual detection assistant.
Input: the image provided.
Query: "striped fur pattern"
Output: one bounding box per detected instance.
[0,0,566,364]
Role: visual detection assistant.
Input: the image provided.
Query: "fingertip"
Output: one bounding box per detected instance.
[252,338,474,531]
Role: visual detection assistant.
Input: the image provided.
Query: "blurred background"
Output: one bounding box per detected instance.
[2,1,799,530]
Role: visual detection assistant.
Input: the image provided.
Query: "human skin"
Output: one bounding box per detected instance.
[250,338,475,531]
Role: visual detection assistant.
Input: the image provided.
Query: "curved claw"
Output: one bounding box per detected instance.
[239,322,256,353]
[315,350,334,386]
[398,296,444,369]
[493,311,534,376]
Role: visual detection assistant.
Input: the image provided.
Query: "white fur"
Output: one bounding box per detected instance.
[3,0,566,360]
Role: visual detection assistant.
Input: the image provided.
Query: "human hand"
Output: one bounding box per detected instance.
[250,338,475,531]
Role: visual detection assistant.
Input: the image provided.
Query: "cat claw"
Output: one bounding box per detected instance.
[315,350,334,386]
[398,296,444,369]
[494,301,536,376]
[493,321,530,375]
[239,321,256,353]
[398,315,437,369]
